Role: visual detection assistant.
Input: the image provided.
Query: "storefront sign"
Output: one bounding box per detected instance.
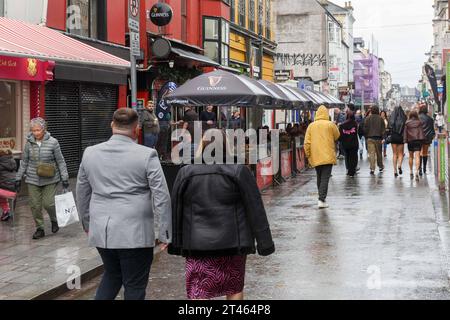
[130,31,141,57]
[0,56,54,81]
[275,70,290,82]
[0,138,16,151]
[148,3,173,27]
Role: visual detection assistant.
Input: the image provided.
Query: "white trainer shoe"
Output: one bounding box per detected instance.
[318,201,329,209]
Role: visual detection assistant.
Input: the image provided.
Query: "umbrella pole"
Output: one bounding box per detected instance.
[218,106,222,129]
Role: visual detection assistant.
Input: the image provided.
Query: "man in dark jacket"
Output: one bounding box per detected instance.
[364,106,386,175]
[419,104,436,175]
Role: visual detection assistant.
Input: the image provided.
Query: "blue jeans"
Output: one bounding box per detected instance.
[95,248,154,300]
[144,133,158,149]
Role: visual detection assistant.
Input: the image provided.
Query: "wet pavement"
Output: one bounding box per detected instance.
[57,150,450,300]
[0,179,101,300]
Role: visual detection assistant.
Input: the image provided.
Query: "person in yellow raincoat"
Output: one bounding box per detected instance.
[304,105,340,209]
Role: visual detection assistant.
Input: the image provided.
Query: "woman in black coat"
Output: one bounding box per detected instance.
[169,131,275,300]
[339,111,359,177]
[388,106,407,178]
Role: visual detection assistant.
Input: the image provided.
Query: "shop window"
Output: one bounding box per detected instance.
[0,81,17,150]
[203,17,230,66]
[67,0,106,41]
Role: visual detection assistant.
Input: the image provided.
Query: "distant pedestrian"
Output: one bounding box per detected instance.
[15,117,69,240]
[418,104,435,176]
[305,105,340,209]
[169,132,275,300]
[435,112,445,133]
[403,110,426,182]
[76,108,172,300]
[0,149,16,221]
[380,111,389,157]
[388,106,407,178]
[140,100,160,149]
[339,111,359,177]
[364,106,386,175]
[355,110,365,159]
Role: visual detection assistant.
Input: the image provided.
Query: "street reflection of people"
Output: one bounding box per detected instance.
[139,101,160,149]
[169,132,275,300]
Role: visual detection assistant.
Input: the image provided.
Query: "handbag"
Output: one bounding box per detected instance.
[32,143,56,178]
[36,163,56,178]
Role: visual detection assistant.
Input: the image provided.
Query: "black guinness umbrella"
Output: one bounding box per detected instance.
[279,85,313,110]
[165,70,272,107]
[259,80,303,109]
[239,75,288,108]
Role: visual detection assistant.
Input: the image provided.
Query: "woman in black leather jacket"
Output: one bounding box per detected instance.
[169,130,275,300]
[418,104,436,176]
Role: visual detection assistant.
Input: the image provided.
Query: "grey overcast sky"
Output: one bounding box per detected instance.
[333,0,434,88]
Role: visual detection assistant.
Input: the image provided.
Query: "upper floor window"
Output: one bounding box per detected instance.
[238,0,246,27]
[258,0,264,35]
[230,0,235,23]
[67,0,106,41]
[249,0,256,32]
[265,0,271,39]
[203,17,230,66]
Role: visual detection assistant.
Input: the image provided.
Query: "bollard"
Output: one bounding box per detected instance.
[437,133,446,192]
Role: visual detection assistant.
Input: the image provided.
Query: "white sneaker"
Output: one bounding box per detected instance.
[318,201,329,209]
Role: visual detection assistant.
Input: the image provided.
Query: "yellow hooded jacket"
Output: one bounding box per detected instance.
[304,106,340,167]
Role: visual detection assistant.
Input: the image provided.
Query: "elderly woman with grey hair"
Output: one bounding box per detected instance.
[15,117,69,240]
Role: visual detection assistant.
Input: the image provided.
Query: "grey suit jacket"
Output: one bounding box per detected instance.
[76,134,172,249]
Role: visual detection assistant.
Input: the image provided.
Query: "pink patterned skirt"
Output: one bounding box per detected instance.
[186,255,247,300]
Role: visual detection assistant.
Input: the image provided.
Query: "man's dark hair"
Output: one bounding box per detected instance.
[409,110,419,120]
[371,106,380,115]
[113,108,138,130]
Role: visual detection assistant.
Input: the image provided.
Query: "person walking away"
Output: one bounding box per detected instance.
[380,111,389,157]
[139,101,160,149]
[200,105,217,131]
[355,110,365,159]
[339,111,359,177]
[418,104,436,176]
[364,106,386,175]
[15,118,69,239]
[404,110,426,182]
[0,149,17,221]
[388,106,407,178]
[76,108,172,300]
[169,132,275,300]
[435,112,445,133]
[304,105,340,209]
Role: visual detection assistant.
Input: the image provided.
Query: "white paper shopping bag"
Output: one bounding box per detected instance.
[55,191,79,227]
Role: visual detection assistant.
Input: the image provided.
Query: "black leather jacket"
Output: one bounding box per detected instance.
[168,164,275,258]
[419,112,436,142]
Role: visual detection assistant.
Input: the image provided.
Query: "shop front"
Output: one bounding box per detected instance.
[0,55,54,159]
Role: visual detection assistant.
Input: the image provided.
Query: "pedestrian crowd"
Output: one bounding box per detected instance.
[0,101,442,300]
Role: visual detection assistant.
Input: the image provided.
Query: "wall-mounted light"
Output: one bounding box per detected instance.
[169,61,175,68]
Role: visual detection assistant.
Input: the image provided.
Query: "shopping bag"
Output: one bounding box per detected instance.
[55,191,79,227]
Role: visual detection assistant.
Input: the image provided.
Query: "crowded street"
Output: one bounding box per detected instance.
[47,153,450,300]
[2,0,450,308]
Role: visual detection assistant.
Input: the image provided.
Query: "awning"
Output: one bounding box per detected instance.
[171,47,220,67]
[0,17,130,69]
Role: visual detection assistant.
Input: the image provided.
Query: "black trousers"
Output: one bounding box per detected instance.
[96,247,154,300]
[344,148,359,175]
[315,164,333,202]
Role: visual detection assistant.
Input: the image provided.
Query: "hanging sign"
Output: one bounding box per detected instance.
[148,3,173,27]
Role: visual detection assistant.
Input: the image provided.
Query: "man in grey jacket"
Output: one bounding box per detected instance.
[76,108,172,300]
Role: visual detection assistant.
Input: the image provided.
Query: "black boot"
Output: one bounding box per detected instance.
[32,228,45,240]
[51,221,60,234]
[423,156,428,174]
[419,156,423,176]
